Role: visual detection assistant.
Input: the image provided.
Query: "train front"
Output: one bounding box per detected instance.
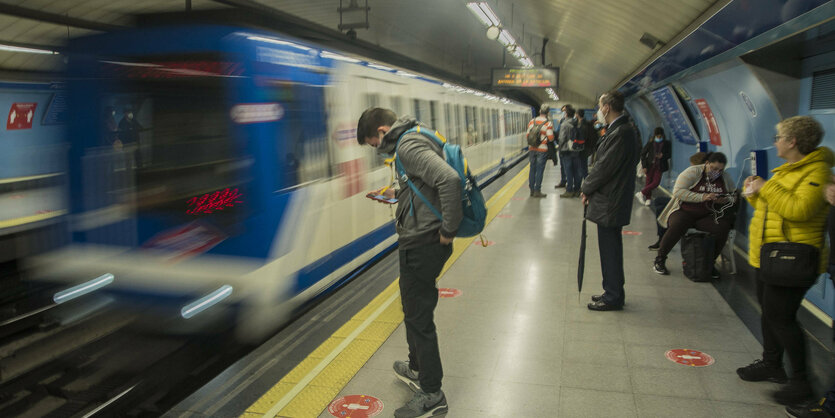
[27,25,328,342]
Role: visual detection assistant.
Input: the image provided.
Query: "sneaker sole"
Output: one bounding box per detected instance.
[736,373,787,384]
[395,373,421,392]
[653,268,669,275]
[412,403,448,418]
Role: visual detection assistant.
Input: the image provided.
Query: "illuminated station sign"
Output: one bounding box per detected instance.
[492,67,559,88]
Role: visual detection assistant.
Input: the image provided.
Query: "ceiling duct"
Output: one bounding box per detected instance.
[639,32,664,49]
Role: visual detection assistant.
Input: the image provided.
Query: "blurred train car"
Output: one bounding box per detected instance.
[27,21,531,342]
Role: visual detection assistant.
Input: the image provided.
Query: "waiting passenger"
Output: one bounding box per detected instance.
[357,108,458,418]
[558,105,582,198]
[737,116,832,406]
[636,127,672,206]
[648,151,709,251]
[652,152,736,276]
[527,104,555,198]
[581,90,641,311]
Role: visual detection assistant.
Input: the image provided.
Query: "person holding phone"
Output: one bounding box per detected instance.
[653,152,736,276]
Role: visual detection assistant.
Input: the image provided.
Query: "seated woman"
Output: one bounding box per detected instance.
[653,152,736,276]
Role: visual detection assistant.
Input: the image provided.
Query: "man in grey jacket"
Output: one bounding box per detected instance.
[357,108,461,418]
[581,91,641,311]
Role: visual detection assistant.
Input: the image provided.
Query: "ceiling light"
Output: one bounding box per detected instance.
[466,2,500,26]
[0,43,58,55]
[498,30,516,47]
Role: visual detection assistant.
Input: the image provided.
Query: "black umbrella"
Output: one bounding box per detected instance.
[578,204,587,293]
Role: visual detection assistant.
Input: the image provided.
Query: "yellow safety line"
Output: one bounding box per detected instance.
[245,165,530,418]
[0,210,66,230]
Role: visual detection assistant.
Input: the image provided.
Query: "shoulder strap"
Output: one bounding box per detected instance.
[394,126,444,221]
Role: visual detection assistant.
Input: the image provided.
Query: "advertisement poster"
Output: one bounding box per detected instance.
[7,102,37,130]
[694,99,721,146]
[649,86,699,145]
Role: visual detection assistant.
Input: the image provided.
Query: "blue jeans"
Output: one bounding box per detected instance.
[529,151,547,192]
[561,152,583,192]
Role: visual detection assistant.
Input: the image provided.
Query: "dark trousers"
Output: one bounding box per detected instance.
[559,160,566,185]
[756,272,811,379]
[641,165,662,199]
[598,225,625,306]
[399,241,453,393]
[652,197,672,239]
[657,210,732,260]
[579,154,589,179]
[561,152,583,192]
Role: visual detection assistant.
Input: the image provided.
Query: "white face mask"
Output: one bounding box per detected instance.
[596,108,607,125]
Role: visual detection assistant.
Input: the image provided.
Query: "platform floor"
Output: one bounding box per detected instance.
[319,165,786,418]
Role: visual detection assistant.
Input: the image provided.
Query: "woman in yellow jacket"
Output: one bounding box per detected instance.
[736,116,832,405]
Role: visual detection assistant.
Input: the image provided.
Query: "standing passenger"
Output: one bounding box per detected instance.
[357,108,460,418]
[637,127,672,206]
[736,116,832,405]
[559,105,582,198]
[581,91,641,311]
[527,104,555,198]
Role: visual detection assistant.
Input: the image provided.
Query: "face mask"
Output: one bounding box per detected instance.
[596,109,606,125]
[654,137,663,143]
[708,170,722,181]
[594,123,602,129]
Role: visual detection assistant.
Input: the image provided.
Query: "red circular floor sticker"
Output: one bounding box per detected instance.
[438,288,462,298]
[622,230,642,236]
[328,395,384,417]
[665,349,715,367]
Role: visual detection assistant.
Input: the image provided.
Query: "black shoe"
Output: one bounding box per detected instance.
[555,182,566,188]
[587,300,623,311]
[653,258,669,275]
[736,359,788,383]
[591,294,603,302]
[648,240,660,251]
[786,398,834,418]
[773,379,814,405]
[711,266,720,280]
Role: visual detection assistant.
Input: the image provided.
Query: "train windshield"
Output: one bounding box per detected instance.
[100,58,247,218]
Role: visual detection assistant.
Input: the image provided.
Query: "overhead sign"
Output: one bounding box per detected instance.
[492,67,558,88]
[649,86,699,145]
[7,102,36,130]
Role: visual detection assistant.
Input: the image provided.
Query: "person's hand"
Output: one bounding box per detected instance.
[748,177,766,195]
[717,196,731,204]
[580,192,588,206]
[655,153,663,159]
[825,182,835,206]
[641,168,647,174]
[440,234,454,245]
[703,193,718,201]
[371,186,395,200]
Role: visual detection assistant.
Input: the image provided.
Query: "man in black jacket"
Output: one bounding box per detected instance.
[580,91,641,311]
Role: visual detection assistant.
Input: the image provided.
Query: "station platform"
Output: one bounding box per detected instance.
[170,164,793,418]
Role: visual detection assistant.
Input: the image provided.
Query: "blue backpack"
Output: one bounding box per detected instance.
[395,126,487,238]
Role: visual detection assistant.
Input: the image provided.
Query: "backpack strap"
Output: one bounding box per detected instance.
[394,126,445,221]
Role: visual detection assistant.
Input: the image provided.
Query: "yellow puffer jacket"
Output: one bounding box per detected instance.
[746,147,834,272]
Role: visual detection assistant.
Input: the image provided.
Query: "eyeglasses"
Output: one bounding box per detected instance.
[773,135,785,143]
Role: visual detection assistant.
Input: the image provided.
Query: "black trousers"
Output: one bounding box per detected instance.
[597,225,625,306]
[399,241,453,393]
[657,209,732,260]
[756,270,811,380]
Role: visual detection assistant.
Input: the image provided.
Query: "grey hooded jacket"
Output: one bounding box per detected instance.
[378,116,463,249]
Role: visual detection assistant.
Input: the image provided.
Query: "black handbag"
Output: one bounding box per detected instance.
[759,206,820,287]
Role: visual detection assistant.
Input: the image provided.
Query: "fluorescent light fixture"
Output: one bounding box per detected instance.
[53,273,114,304]
[246,35,313,52]
[466,2,496,26]
[181,285,233,319]
[101,60,160,68]
[367,63,394,71]
[395,70,418,78]
[0,43,58,55]
[320,51,361,63]
[498,30,516,47]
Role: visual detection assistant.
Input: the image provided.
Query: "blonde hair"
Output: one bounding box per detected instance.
[777,116,824,155]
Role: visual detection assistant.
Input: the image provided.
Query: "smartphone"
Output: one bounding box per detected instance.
[366,193,398,204]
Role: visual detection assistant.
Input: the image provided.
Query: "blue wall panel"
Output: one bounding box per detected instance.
[0,83,66,179]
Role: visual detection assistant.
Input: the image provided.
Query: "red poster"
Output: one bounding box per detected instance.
[7,102,37,130]
[694,99,721,146]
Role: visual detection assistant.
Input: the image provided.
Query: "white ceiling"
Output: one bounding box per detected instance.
[0,0,721,107]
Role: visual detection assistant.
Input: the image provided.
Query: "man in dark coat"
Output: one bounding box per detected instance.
[580,90,641,311]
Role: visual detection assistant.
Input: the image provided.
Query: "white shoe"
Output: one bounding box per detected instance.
[644,198,652,206]
[635,192,647,205]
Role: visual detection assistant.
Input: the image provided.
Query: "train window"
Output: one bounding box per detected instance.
[429,100,438,130]
[455,104,462,144]
[364,93,380,108]
[443,103,453,144]
[272,82,330,188]
[390,96,403,114]
[480,108,488,142]
[492,109,499,140]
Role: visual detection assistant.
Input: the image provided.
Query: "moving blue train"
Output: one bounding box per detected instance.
[23,21,531,341]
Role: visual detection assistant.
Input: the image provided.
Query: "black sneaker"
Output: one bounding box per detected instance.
[653,258,669,275]
[648,240,660,251]
[394,390,448,418]
[773,379,814,405]
[736,359,787,383]
[786,398,834,418]
[711,266,720,280]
